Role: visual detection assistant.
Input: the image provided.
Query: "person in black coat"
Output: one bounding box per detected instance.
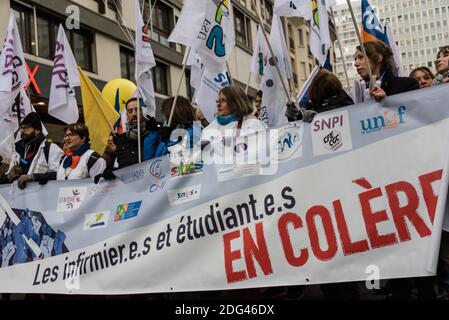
[285,69,355,123]
[115,98,160,169]
[353,41,419,103]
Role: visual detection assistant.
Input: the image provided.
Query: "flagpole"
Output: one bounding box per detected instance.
[281,16,297,99]
[250,0,292,104]
[168,46,191,128]
[112,0,136,48]
[244,72,251,94]
[226,62,234,85]
[330,7,351,92]
[345,0,376,90]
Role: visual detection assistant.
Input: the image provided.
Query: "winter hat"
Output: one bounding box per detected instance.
[21,112,42,131]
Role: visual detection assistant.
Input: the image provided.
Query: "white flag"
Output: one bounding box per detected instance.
[135,0,157,117]
[168,0,235,73]
[186,49,205,102]
[274,0,312,20]
[260,64,289,128]
[310,0,331,66]
[0,13,28,118]
[270,14,293,80]
[48,24,80,124]
[385,25,406,77]
[196,67,229,123]
[250,25,267,84]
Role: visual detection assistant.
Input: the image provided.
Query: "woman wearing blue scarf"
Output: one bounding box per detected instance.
[201,85,266,150]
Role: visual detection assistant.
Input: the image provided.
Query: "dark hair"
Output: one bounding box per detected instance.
[125,97,146,110]
[256,90,263,98]
[64,123,90,143]
[308,69,343,108]
[219,85,254,117]
[437,46,449,59]
[410,67,435,80]
[161,96,196,127]
[356,41,394,74]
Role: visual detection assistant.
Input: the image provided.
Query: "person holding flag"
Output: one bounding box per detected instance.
[360,0,404,76]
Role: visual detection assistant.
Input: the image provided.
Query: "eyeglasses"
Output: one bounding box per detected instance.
[216,98,227,104]
[64,132,77,138]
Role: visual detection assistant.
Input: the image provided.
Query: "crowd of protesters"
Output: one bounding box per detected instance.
[1,41,449,300]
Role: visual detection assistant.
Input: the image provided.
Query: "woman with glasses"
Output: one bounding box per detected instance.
[56,123,106,181]
[201,85,266,146]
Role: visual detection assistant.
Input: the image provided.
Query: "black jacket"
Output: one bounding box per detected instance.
[380,67,419,96]
[115,118,158,169]
[312,90,355,114]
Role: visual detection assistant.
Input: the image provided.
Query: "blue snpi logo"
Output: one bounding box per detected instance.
[360,106,406,134]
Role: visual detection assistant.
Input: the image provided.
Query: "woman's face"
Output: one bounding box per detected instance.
[64,130,85,151]
[216,92,231,116]
[412,70,433,88]
[435,50,449,74]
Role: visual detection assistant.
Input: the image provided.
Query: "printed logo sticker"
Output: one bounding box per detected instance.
[115,201,142,222]
[272,126,303,161]
[217,164,260,182]
[170,162,204,178]
[118,168,145,184]
[57,187,87,212]
[360,106,406,134]
[167,185,201,205]
[149,159,168,193]
[311,110,352,156]
[83,212,110,231]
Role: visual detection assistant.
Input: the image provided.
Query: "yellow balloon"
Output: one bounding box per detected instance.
[101,79,137,112]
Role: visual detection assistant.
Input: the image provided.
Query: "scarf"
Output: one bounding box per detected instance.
[63,143,91,169]
[126,122,149,141]
[216,114,240,126]
[16,132,45,173]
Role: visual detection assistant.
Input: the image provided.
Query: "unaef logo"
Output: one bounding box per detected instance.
[360,106,406,134]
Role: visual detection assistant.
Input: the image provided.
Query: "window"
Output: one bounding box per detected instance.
[153,62,169,96]
[120,47,135,81]
[11,2,36,55]
[11,2,95,71]
[234,7,252,49]
[288,24,295,53]
[143,0,175,48]
[300,62,306,79]
[185,69,194,102]
[299,29,304,46]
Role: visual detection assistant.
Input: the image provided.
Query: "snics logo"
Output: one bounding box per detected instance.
[360,106,406,134]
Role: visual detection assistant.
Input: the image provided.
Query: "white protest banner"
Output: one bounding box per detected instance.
[1,85,449,294]
[48,24,80,124]
[196,67,229,123]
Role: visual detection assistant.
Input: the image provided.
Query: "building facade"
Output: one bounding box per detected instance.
[333,0,449,87]
[0,0,335,142]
